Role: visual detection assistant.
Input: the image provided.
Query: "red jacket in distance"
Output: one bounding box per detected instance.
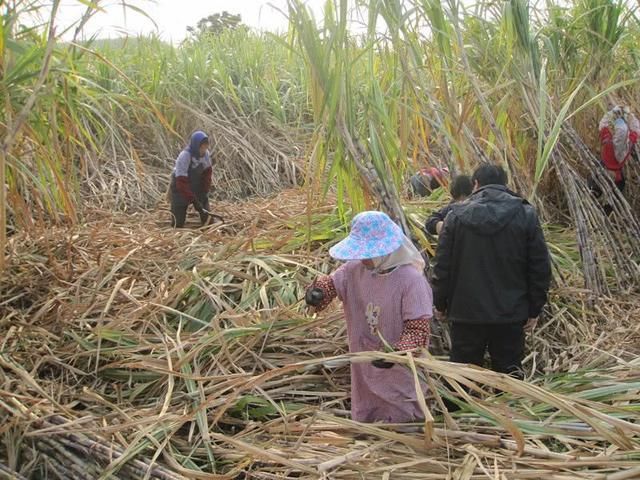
[417,166,449,187]
[599,108,640,182]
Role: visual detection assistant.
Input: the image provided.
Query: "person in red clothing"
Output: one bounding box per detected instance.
[409,166,449,197]
[169,131,213,228]
[598,106,640,195]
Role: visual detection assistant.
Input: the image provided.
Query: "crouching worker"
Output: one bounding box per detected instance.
[305,211,432,423]
[170,131,213,228]
[424,175,473,236]
[597,105,639,195]
[410,166,449,197]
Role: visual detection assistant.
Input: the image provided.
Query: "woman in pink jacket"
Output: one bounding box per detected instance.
[306,211,432,423]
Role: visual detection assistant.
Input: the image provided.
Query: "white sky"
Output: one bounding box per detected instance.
[55,0,327,42]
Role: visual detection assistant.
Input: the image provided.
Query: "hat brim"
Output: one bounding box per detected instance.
[329,234,404,261]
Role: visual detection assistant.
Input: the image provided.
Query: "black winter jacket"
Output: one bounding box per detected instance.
[433,185,551,324]
[424,202,454,235]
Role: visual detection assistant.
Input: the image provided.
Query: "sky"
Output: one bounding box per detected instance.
[55,0,327,42]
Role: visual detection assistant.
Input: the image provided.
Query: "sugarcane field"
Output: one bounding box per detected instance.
[2,0,640,478]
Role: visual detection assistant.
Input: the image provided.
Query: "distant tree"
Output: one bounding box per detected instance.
[186,11,244,39]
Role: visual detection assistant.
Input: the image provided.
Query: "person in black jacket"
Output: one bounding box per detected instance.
[424,175,473,236]
[432,164,551,378]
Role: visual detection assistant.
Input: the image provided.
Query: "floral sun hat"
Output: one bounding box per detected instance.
[329,211,405,261]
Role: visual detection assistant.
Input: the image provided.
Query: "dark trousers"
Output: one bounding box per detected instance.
[169,174,210,228]
[449,322,525,378]
[171,198,209,228]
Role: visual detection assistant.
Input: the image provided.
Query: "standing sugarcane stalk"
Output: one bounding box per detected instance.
[446,1,529,195]
[517,70,640,292]
[553,155,607,294]
[336,117,410,234]
[0,142,5,272]
[0,0,61,271]
[287,0,412,236]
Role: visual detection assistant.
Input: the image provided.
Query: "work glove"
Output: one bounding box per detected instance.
[305,287,325,307]
[371,359,394,369]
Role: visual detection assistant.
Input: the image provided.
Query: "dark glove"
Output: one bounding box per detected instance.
[193,200,205,214]
[305,287,325,307]
[371,359,394,369]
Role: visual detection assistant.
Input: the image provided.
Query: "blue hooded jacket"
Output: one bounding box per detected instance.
[188,131,209,159]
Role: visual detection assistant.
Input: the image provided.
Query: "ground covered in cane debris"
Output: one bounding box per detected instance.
[2,189,640,479]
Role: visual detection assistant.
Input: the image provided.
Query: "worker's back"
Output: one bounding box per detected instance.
[434,185,550,325]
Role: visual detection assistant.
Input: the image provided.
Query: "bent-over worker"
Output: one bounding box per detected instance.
[170,131,213,228]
